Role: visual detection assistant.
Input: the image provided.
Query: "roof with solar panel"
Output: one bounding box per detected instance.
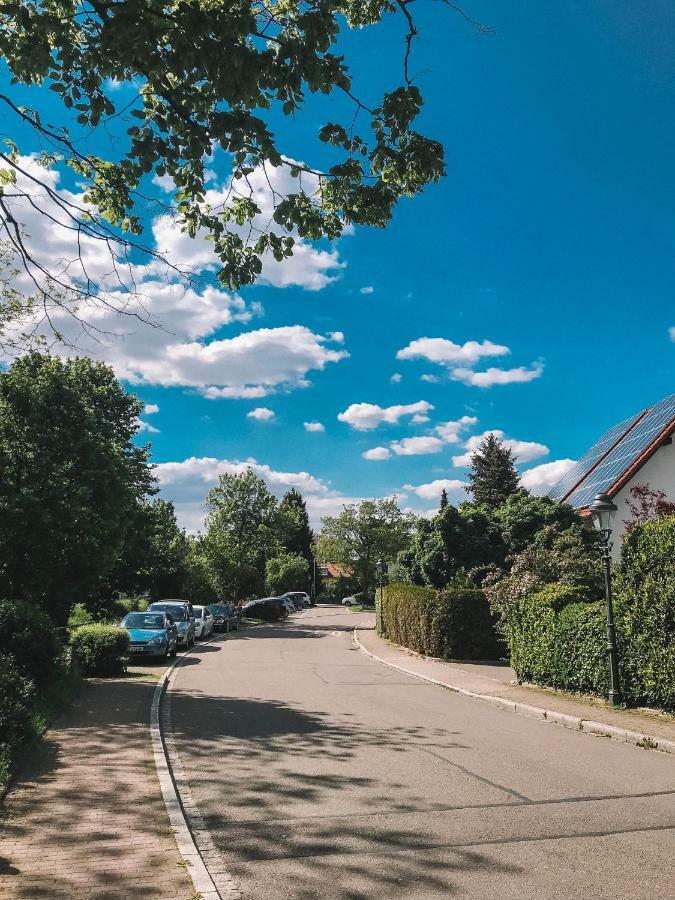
[548,394,675,509]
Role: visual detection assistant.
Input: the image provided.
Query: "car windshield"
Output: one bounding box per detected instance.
[194,607,204,618]
[209,604,228,613]
[123,613,165,629]
[152,605,188,621]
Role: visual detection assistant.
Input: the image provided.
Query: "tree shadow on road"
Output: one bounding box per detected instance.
[168,690,523,898]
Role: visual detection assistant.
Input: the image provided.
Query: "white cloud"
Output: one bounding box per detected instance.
[410,413,430,424]
[669,326,675,341]
[338,400,433,431]
[451,364,543,388]
[0,157,348,401]
[304,421,325,432]
[390,373,402,384]
[152,160,345,291]
[136,419,159,434]
[154,455,362,530]
[360,286,374,295]
[520,459,576,494]
[144,403,160,415]
[362,447,391,460]
[390,436,444,456]
[32,318,347,398]
[434,416,478,444]
[405,478,467,500]
[397,337,510,366]
[247,407,275,421]
[452,430,549,467]
[420,374,440,383]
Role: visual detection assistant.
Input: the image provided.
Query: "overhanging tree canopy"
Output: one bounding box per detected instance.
[0,1,491,334]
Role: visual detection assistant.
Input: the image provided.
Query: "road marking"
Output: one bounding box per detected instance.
[151,633,240,899]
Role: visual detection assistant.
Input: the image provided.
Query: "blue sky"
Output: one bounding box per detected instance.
[2,1,674,529]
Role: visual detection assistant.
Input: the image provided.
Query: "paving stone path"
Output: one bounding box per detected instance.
[0,677,194,900]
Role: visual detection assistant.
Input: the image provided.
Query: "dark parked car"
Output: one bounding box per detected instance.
[121,612,178,658]
[208,603,240,633]
[242,597,287,621]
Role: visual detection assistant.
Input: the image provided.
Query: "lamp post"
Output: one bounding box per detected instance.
[588,492,621,707]
[376,558,386,634]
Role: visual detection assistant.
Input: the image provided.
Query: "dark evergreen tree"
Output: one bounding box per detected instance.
[279,489,314,563]
[466,434,520,508]
[439,488,449,510]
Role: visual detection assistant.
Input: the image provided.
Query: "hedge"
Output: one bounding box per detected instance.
[0,599,60,689]
[502,517,675,711]
[380,583,503,660]
[615,517,675,710]
[70,624,130,676]
[0,653,35,785]
[505,586,608,696]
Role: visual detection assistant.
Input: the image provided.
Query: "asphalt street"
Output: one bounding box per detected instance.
[169,605,675,899]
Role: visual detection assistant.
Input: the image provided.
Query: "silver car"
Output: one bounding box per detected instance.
[148,600,195,648]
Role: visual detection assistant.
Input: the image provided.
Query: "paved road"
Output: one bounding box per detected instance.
[170,605,675,899]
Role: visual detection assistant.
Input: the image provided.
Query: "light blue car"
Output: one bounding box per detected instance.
[121,611,178,658]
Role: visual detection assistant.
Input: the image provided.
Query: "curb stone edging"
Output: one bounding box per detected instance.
[151,632,241,900]
[353,629,675,757]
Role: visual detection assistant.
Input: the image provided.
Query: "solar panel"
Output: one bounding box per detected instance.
[547,410,643,502]
[565,394,675,508]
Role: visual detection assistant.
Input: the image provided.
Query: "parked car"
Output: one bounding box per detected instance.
[148,600,195,648]
[283,591,311,609]
[207,603,239,633]
[280,596,296,615]
[121,611,178,658]
[193,605,214,639]
[242,597,287,620]
[342,596,359,607]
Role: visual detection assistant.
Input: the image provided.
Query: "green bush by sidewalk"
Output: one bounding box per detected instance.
[505,586,608,696]
[502,517,675,711]
[0,599,60,689]
[0,653,35,785]
[70,624,130,676]
[380,583,503,660]
[615,517,675,710]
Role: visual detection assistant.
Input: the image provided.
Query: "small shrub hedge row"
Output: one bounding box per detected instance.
[503,517,675,710]
[380,584,503,660]
[504,587,609,696]
[69,624,130,676]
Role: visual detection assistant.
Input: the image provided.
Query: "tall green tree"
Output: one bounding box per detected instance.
[0,1,491,316]
[439,488,449,510]
[0,354,154,622]
[265,552,309,596]
[278,489,314,563]
[202,469,278,601]
[318,498,412,596]
[466,434,520,508]
[102,498,189,603]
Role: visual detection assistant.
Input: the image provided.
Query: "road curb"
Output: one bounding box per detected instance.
[151,631,241,900]
[353,629,675,757]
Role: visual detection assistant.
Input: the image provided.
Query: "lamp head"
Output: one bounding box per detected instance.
[588,492,617,539]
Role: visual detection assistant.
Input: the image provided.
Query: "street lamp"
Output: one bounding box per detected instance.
[376,558,387,634]
[588,492,621,707]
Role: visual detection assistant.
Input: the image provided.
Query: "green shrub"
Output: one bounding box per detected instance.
[70,624,129,676]
[0,599,60,689]
[67,602,94,629]
[0,653,35,785]
[615,517,675,710]
[381,584,503,660]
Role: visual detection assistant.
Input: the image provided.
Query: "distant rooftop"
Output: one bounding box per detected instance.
[548,394,675,509]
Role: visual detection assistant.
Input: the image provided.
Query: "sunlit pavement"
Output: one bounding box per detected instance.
[169,604,675,899]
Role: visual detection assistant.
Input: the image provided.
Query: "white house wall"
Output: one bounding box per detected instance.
[610,439,675,559]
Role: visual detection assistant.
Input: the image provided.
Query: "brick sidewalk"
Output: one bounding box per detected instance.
[0,678,194,899]
[356,625,675,748]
